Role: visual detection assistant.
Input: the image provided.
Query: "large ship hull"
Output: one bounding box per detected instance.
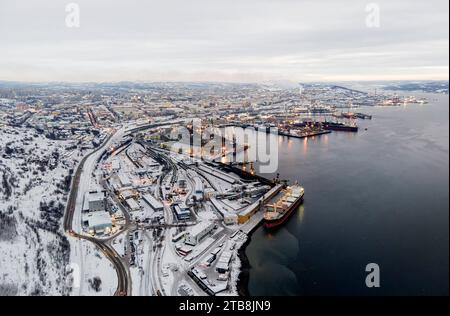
[264,195,304,229]
[322,123,358,132]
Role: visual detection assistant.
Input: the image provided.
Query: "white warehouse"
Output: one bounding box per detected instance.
[118,173,131,187]
[142,193,164,212]
[83,191,106,213]
[86,211,112,235]
[126,198,141,211]
[185,221,215,246]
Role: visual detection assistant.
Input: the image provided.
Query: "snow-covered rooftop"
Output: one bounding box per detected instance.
[126,198,140,210]
[86,211,112,228]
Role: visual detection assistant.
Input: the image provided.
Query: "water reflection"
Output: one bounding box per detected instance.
[297,205,305,224]
[287,139,293,149]
[302,137,308,155]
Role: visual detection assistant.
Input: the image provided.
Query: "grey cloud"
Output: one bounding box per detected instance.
[0,0,448,82]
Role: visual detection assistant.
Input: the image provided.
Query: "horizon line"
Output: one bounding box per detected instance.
[1,78,449,85]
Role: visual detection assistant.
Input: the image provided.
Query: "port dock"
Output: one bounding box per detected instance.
[240,184,284,234]
[334,112,372,120]
[278,130,331,139]
[355,112,372,119]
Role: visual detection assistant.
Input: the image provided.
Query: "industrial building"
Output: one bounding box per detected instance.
[142,193,164,212]
[82,191,106,213]
[238,201,262,224]
[119,189,136,201]
[197,164,237,184]
[244,185,271,197]
[173,203,191,220]
[209,197,235,217]
[223,213,238,225]
[178,245,193,256]
[110,159,120,172]
[172,231,186,243]
[216,251,232,273]
[118,172,131,187]
[126,198,141,211]
[185,221,215,246]
[85,211,112,235]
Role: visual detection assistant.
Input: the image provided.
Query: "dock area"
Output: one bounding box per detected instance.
[333,112,372,120]
[240,184,283,234]
[240,211,264,234]
[279,130,331,139]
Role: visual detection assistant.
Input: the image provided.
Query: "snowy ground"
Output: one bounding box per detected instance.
[129,231,153,296]
[111,235,126,258]
[69,238,118,296]
[0,125,120,296]
[0,126,81,295]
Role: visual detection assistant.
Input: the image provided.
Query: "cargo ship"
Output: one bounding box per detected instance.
[263,184,305,228]
[321,121,358,132]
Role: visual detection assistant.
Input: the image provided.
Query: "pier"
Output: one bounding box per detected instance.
[355,112,372,119]
[221,122,332,140]
[334,112,372,120]
[278,130,331,139]
[240,184,284,234]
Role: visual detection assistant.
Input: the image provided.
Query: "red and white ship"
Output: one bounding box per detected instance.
[263,184,305,228]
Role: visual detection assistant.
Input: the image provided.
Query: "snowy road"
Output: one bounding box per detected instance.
[64,127,131,296]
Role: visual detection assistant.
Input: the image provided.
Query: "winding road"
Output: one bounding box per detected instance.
[63,121,189,296]
[63,129,131,296]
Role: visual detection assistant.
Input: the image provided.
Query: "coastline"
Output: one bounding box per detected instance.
[236,220,264,297]
[218,164,275,297]
[236,232,252,296]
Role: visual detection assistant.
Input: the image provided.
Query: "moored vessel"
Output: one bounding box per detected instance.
[321,121,358,132]
[263,184,305,228]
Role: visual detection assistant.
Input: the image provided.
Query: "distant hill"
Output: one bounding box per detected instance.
[381,81,448,94]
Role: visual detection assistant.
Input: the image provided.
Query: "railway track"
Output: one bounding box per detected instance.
[63,130,130,296]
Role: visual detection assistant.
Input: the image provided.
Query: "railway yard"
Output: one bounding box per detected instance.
[67,122,280,296]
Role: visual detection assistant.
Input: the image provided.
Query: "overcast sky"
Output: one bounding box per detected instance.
[0,0,448,83]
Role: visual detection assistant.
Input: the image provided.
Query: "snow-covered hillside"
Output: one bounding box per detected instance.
[0,126,81,295]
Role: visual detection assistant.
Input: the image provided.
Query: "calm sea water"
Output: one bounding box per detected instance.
[241,93,449,296]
